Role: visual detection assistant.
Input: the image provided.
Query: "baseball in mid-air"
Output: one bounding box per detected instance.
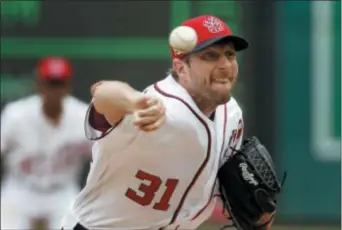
[169,26,198,55]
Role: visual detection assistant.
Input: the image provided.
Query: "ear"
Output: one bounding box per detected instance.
[172,58,182,74]
[172,58,189,77]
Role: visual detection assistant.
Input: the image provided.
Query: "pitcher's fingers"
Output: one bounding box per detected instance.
[134,95,152,110]
[146,98,159,106]
[137,102,165,117]
[134,115,160,127]
[141,97,158,108]
[139,116,166,132]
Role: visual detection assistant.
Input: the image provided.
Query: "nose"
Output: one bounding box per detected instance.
[217,55,232,69]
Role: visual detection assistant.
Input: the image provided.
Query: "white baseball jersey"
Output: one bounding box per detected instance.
[1,94,92,227]
[62,75,244,230]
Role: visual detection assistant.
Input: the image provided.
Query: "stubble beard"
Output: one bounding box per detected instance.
[190,89,231,116]
[187,71,232,116]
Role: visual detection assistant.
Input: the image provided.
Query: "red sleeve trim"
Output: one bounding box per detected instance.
[88,105,111,132]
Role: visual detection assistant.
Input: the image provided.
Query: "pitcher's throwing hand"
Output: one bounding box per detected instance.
[132,96,166,132]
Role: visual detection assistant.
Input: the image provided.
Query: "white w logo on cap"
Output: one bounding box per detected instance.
[203,16,224,33]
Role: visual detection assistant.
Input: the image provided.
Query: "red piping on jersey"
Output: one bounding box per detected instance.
[154,82,212,226]
[88,103,112,132]
[190,104,227,221]
[219,105,228,156]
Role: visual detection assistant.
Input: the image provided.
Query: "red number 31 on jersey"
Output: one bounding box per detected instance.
[125,170,179,211]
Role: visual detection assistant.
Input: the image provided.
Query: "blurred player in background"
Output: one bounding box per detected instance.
[1,57,92,230]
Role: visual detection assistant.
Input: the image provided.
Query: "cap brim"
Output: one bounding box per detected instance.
[192,35,249,53]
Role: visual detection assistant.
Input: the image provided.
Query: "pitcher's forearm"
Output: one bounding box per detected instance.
[91,81,143,125]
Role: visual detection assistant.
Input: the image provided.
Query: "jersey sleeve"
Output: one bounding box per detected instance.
[84,84,192,144]
[84,102,122,141]
[84,86,165,141]
[84,84,150,141]
[1,103,17,154]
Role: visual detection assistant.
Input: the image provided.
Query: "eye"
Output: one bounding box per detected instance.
[201,51,220,61]
[225,51,236,57]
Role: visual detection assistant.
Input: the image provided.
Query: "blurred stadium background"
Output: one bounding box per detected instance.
[1,1,340,229]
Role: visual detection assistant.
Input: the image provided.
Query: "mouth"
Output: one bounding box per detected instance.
[212,78,231,84]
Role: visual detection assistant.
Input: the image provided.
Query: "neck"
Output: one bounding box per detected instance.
[191,94,216,117]
[42,101,62,125]
[178,78,216,117]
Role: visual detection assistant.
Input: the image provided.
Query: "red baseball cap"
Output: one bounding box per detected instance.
[171,15,248,59]
[37,57,72,81]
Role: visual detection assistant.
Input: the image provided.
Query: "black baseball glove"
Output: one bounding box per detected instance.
[217,136,286,230]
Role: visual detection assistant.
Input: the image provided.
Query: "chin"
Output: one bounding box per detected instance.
[215,94,231,105]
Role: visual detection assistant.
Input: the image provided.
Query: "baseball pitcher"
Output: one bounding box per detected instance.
[61,15,283,230]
